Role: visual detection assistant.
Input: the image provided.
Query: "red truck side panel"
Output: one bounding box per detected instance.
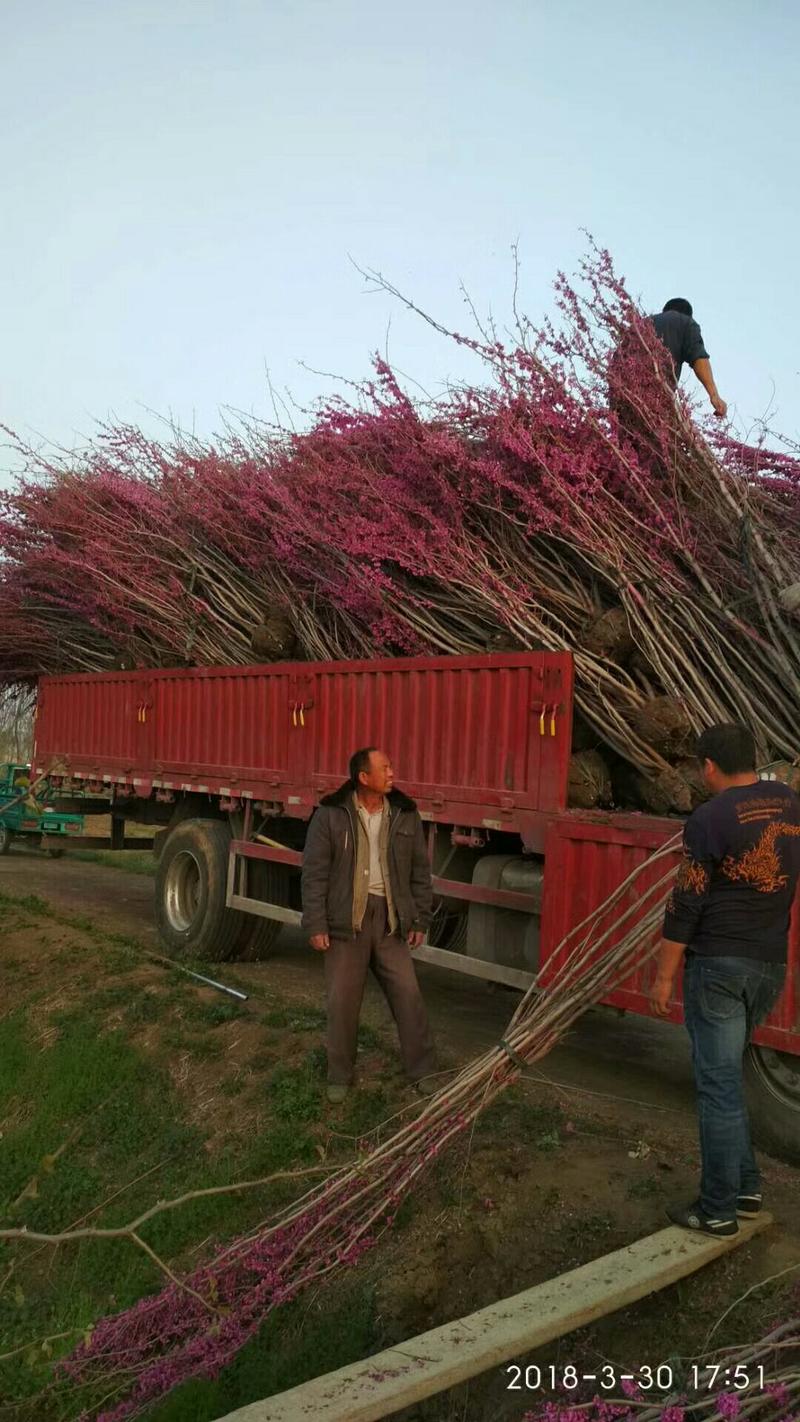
[309,654,573,814]
[35,652,574,825]
[34,674,146,777]
[148,666,293,792]
[539,814,800,1049]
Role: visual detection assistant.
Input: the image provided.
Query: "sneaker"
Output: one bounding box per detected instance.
[326,1084,349,1105]
[413,1077,437,1098]
[666,1201,738,1237]
[736,1192,762,1219]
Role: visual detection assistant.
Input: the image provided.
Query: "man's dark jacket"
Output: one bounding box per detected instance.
[301,782,433,940]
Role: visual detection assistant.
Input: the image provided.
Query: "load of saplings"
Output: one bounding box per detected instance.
[2,245,800,813]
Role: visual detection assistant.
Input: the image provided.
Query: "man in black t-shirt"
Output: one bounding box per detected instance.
[650,723,798,1236]
[650,297,727,417]
[608,298,728,459]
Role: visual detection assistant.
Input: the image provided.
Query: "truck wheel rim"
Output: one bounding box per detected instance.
[164,850,202,933]
[749,1045,800,1110]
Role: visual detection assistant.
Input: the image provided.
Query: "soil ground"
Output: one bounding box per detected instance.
[1,843,799,1422]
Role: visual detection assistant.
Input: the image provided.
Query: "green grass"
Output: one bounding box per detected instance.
[261,1004,383,1054]
[219,1075,248,1097]
[69,849,156,876]
[535,1127,562,1153]
[269,1054,325,1122]
[262,1003,327,1031]
[562,1211,615,1247]
[184,1032,226,1060]
[0,890,388,1421]
[473,1085,563,1142]
[86,982,178,1027]
[1,1007,205,1414]
[339,1085,390,1137]
[0,988,371,1419]
[186,998,246,1028]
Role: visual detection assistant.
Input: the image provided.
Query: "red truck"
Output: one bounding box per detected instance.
[33,650,800,1162]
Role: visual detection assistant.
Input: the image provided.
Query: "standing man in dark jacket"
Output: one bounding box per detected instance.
[650,723,800,1236]
[651,298,727,417]
[301,746,437,1104]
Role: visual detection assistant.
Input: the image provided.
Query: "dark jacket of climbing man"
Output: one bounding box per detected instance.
[650,298,727,417]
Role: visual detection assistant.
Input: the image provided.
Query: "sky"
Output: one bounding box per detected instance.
[1,0,798,490]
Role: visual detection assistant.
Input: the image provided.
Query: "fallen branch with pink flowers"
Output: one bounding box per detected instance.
[7,839,675,1420]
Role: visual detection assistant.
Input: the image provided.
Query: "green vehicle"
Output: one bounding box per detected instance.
[0,763,84,857]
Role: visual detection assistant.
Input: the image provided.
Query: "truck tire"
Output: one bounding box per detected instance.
[743,1044,800,1165]
[233,860,288,961]
[0,824,12,855]
[155,819,246,962]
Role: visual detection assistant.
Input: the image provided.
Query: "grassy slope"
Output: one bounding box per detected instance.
[2,887,796,1422]
[0,890,384,1421]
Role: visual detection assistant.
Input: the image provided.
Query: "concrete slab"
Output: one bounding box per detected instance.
[214,1215,772,1422]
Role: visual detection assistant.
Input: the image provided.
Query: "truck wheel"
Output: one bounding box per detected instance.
[155,819,246,962]
[0,824,12,855]
[233,860,288,961]
[743,1044,800,1164]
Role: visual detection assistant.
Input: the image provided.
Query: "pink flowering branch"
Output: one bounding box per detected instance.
[2,843,677,1420]
[2,244,800,801]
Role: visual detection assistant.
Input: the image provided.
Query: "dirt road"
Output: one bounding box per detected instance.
[0,842,696,1119]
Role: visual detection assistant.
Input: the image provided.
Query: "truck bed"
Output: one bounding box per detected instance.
[35,652,574,844]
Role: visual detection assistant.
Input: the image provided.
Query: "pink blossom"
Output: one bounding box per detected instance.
[715,1394,741,1421]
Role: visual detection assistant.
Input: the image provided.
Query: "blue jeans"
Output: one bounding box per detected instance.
[682,954,785,1220]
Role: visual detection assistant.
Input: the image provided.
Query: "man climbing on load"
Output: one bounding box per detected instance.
[650,298,727,418]
[609,297,727,449]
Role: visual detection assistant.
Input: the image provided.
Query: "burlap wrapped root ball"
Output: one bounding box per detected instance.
[613,759,707,815]
[250,610,298,661]
[629,696,695,760]
[568,750,613,809]
[581,606,635,666]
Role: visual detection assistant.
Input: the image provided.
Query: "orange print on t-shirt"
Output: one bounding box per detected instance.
[723,821,800,894]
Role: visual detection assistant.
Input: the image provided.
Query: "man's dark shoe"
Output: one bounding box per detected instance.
[666,1201,738,1237]
[736,1192,762,1218]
